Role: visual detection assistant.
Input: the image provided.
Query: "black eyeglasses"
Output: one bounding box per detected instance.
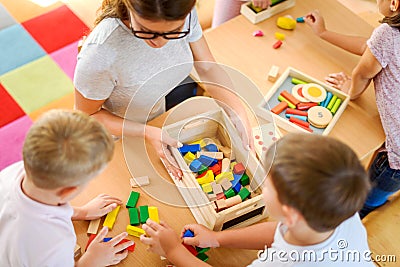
[129,13,191,40]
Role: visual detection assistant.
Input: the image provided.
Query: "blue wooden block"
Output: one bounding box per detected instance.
[103,237,112,242]
[204,144,218,152]
[322,92,333,108]
[179,144,201,155]
[183,229,195,238]
[189,159,203,172]
[285,114,308,122]
[198,155,218,167]
[232,181,242,193]
[296,17,305,23]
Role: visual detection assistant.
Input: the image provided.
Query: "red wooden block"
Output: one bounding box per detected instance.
[293,122,313,132]
[233,163,245,175]
[285,108,308,117]
[183,243,198,256]
[209,163,221,174]
[216,193,226,200]
[85,234,97,251]
[289,117,310,128]
[197,170,208,179]
[297,102,318,111]
[119,239,136,252]
[273,40,283,49]
[280,90,300,106]
[271,101,288,114]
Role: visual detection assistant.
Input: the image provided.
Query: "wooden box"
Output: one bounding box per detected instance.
[164,109,268,231]
[240,0,296,24]
[256,67,350,135]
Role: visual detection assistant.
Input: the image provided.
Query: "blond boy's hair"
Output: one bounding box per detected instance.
[266,133,370,232]
[23,110,114,189]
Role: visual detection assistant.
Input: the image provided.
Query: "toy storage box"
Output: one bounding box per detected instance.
[164,109,268,231]
[256,67,350,135]
[240,0,296,24]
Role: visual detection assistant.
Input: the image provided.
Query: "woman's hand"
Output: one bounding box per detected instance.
[304,10,327,37]
[145,125,183,179]
[72,194,123,221]
[181,224,220,248]
[325,72,351,93]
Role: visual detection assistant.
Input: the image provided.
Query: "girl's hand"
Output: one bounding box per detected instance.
[304,10,327,37]
[252,0,271,9]
[325,72,351,93]
[144,125,183,179]
[80,227,133,266]
[73,194,123,221]
[181,224,220,248]
[140,219,182,257]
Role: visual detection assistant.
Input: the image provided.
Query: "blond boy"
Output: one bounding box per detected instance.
[0,110,133,266]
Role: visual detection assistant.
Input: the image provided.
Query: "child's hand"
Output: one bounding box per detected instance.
[79,227,133,266]
[304,10,326,37]
[325,72,351,93]
[181,224,220,248]
[252,0,271,9]
[140,219,182,257]
[73,194,123,220]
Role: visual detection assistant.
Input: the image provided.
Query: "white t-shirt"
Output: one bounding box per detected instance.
[74,9,203,123]
[249,214,374,266]
[0,161,75,267]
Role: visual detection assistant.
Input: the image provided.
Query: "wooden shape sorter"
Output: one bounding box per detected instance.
[256,67,350,135]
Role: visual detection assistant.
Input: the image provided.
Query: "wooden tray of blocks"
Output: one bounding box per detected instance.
[256,67,350,135]
[163,109,268,231]
[240,0,296,24]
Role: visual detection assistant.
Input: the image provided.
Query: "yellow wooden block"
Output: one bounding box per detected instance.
[215,172,234,183]
[148,206,159,223]
[196,170,214,185]
[103,205,121,230]
[274,32,286,40]
[183,151,196,165]
[190,139,206,148]
[230,162,237,171]
[127,225,146,237]
[277,16,296,30]
[202,183,213,193]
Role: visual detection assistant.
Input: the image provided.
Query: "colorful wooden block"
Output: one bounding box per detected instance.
[197,253,209,262]
[225,195,243,207]
[278,95,296,109]
[220,179,233,191]
[183,151,196,164]
[148,206,159,223]
[103,205,121,230]
[330,98,342,114]
[204,144,218,152]
[126,191,140,208]
[197,151,224,160]
[274,32,286,40]
[183,243,198,256]
[215,172,234,183]
[238,188,251,201]
[285,114,308,122]
[179,144,201,154]
[189,159,203,172]
[87,218,101,234]
[296,102,318,111]
[240,173,250,186]
[280,90,300,106]
[292,77,307,85]
[212,183,223,195]
[196,170,214,185]
[196,247,211,254]
[190,139,206,147]
[202,183,213,193]
[268,65,280,82]
[273,40,283,49]
[207,193,217,201]
[130,176,150,187]
[129,208,140,226]
[118,239,136,252]
[139,205,149,224]
[232,181,242,194]
[216,192,226,200]
[221,158,230,172]
[198,155,218,167]
[233,163,245,175]
[285,108,308,117]
[183,229,195,238]
[216,199,227,210]
[224,188,236,199]
[85,234,97,251]
[209,163,221,174]
[126,225,146,237]
[271,101,288,115]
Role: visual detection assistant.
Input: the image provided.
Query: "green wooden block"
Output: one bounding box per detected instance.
[240,173,250,186]
[196,252,209,262]
[129,208,140,226]
[238,188,251,201]
[224,188,236,199]
[139,205,149,224]
[198,165,208,174]
[126,191,140,208]
[196,247,210,254]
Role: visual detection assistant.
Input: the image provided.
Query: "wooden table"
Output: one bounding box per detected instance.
[72,0,386,266]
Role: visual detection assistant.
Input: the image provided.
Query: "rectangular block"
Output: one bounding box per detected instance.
[130,176,150,187]
[129,208,140,226]
[148,206,159,223]
[139,205,149,224]
[126,191,140,208]
[103,205,121,230]
[268,65,280,82]
[197,151,224,160]
[126,225,146,237]
[87,218,101,234]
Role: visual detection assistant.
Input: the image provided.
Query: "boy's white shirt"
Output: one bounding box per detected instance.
[0,161,75,267]
[248,213,375,266]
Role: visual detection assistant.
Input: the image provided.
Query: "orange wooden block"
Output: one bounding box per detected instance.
[280,90,300,106]
[289,117,310,128]
[285,108,308,117]
[271,102,288,114]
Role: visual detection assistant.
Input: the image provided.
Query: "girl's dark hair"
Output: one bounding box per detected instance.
[95,0,196,26]
[265,133,370,232]
[381,13,400,28]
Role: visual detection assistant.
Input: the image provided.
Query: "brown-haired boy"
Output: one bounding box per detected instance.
[0,110,133,266]
[140,133,374,266]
